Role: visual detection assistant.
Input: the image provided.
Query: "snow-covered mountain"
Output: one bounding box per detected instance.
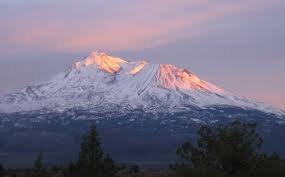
[0,51,284,117]
[1,51,285,167]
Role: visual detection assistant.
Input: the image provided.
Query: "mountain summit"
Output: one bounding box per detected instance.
[72,52,128,73]
[0,51,284,117]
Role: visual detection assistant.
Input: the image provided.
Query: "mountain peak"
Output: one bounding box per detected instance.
[73,51,128,73]
[71,52,226,94]
[157,64,225,94]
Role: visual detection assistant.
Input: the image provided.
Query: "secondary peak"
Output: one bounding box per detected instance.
[73,51,128,74]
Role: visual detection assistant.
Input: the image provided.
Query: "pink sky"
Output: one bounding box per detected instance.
[0,0,284,110]
[1,0,280,52]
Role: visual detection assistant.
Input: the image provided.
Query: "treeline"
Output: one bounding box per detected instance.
[1,120,285,177]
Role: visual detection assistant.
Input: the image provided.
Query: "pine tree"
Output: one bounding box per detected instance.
[63,124,118,177]
[32,153,48,177]
[79,125,103,164]
[0,164,4,177]
[63,162,77,177]
[103,154,118,177]
[172,120,285,177]
[77,124,105,177]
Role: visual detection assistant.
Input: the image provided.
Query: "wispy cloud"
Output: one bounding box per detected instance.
[0,0,282,54]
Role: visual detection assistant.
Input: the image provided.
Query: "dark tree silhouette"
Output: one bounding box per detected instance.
[0,164,4,177]
[31,153,49,177]
[103,154,117,177]
[64,124,117,177]
[172,120,285,177]
[77,124,104,177]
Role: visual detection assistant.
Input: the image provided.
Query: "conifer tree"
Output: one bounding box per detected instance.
[64,124,118,177]
[0,164,4,177]
[77,125,105,177]
[172,120,285,177]
[32,153,48,177]
[103,154,118,177]
[79,125,103,165]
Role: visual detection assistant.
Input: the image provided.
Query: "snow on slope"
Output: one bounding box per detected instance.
[0,51,284,117]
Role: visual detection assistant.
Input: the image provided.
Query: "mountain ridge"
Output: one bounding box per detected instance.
[0,51,284,117]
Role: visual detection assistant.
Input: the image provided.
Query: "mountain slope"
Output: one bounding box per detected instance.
[0,51,284,117]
